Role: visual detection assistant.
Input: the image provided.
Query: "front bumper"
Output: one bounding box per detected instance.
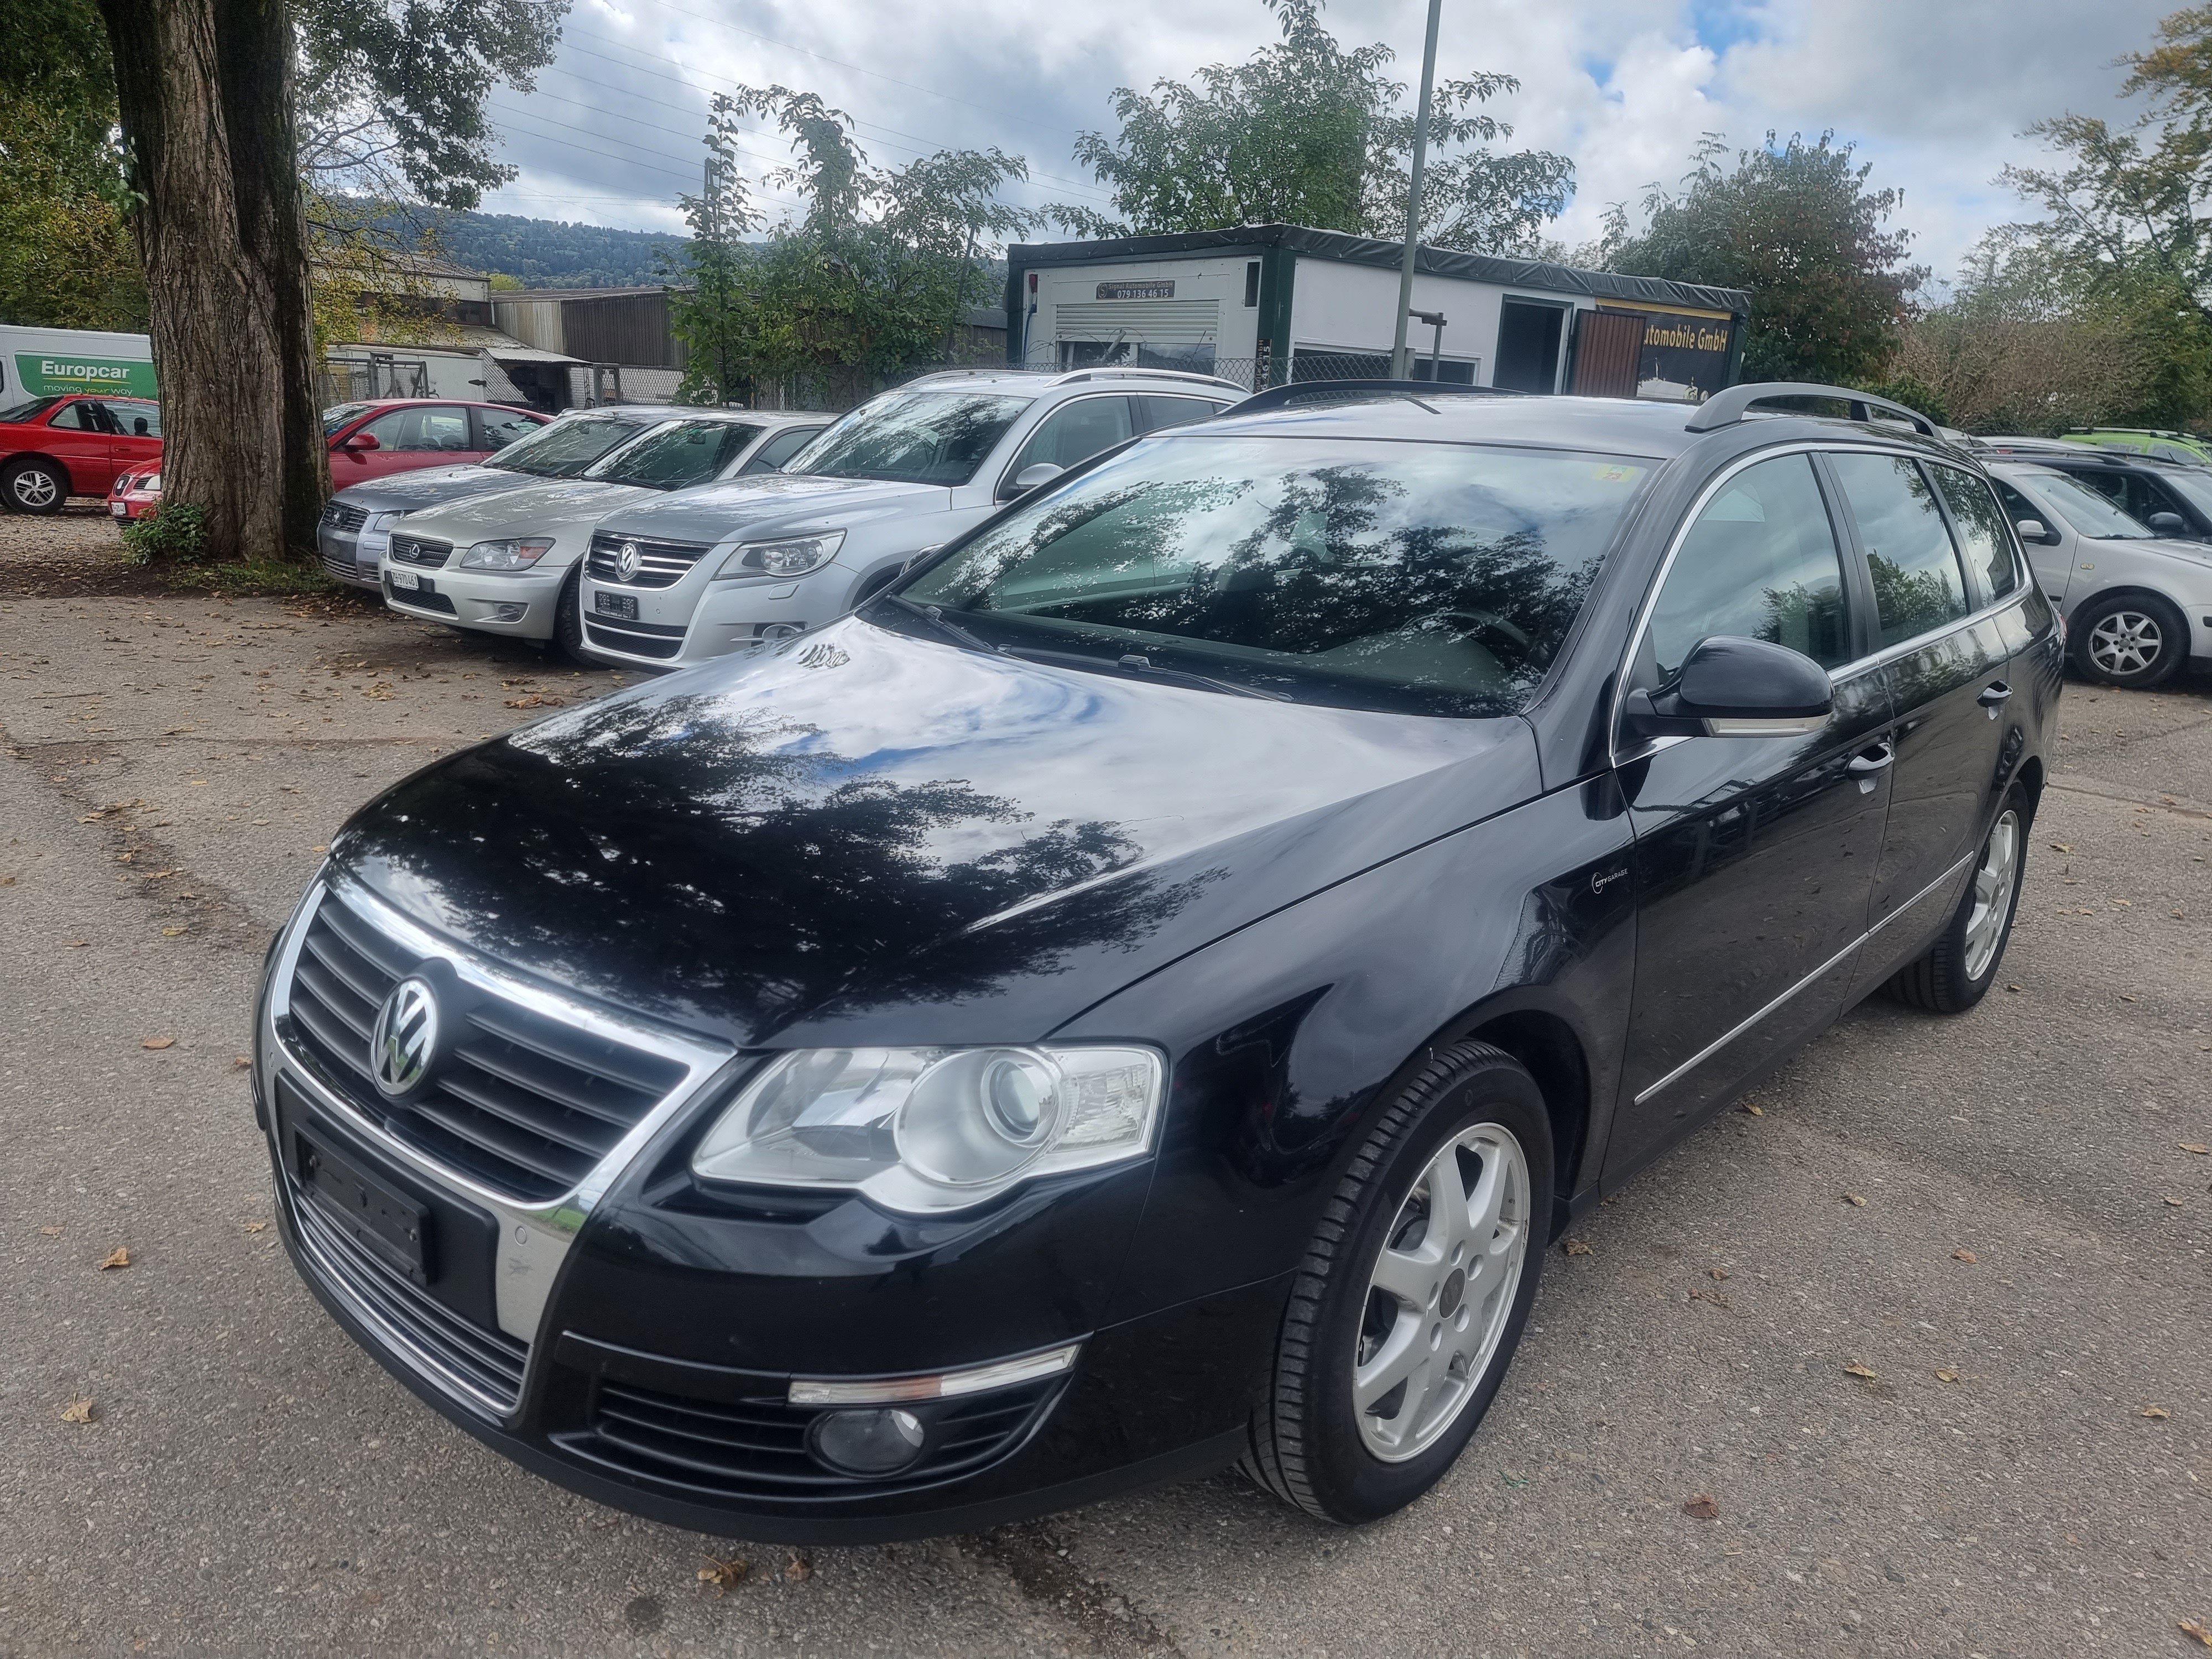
[384,560,568,640]
[577,565,840,669]
[318,526,379,590]
[255,878,1274,1539]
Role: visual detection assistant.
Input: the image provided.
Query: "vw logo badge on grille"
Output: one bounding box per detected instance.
[370,975,441,1098]
[614,540,642,582]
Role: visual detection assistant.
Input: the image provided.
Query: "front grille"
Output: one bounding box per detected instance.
[322,501,369,532]
[289,1179,529,1415]
[559,1373,1062,1500]
[325,550,370,583]
[583,618,684,659]
[385,582,456,614]
[280,889,687,1202]
[388,534,452,568]
[586,532,714,588]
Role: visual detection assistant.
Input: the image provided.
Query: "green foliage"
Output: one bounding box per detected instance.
[1854,372,1951,427]
[668,87,1034,408]
[120,502,210,566]
[334,201,686,286]
[1598,132,1924,384]
[1057,0,1571,252]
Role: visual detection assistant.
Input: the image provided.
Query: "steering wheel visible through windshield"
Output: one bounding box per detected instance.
[784,390,1032,487]
[893,434,1654,717]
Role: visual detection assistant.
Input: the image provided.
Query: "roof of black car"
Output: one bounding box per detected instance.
[1196,390,1950,461]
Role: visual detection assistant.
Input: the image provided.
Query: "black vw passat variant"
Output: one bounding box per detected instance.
[254,381,2057,1538]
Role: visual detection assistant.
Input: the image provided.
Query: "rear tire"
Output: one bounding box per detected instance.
[1884,790,2028,1014]
[1241,1041,1552,1524]
[2070,591,2188,688]
[552,567,589,665]
[3,457,67,515]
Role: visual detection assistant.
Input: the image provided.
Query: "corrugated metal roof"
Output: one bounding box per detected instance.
[1006,223,1752,317]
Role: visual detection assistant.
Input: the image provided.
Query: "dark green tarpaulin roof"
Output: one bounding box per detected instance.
[1006,223,1751,317]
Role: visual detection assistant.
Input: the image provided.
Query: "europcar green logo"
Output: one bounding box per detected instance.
[16,353,158,397]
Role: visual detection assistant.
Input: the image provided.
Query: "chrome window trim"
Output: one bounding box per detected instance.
[1608,441,2039,768]
[264,875,741,1344]
[1631,844,1978,1108]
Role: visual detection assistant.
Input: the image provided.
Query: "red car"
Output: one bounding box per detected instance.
[107,466,161,523]
[1,394,550,514]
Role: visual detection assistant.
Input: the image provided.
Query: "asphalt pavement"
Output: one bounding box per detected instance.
[3,509,2208,1657]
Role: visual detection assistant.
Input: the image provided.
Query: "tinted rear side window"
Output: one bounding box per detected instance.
[1647,453,1850,680]
[1929,466,2018,601]
[1828,452,1969,648]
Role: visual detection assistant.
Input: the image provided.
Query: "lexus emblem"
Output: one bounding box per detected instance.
[370,976,441,1097]
[614,540,641,582]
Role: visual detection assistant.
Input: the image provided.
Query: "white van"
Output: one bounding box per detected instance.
[0,325,156,405]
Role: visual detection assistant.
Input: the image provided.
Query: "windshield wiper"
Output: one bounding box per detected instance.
[881,593,999,655]
[997,644,1290,701]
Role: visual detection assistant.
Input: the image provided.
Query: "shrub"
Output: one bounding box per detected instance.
[119,500,210,565]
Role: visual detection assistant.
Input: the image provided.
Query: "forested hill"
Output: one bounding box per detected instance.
[354,204,690,288]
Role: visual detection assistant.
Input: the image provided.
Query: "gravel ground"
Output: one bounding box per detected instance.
[2,511,2208,1657]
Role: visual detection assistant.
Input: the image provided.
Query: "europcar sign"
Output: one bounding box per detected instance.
[16,353,158,397]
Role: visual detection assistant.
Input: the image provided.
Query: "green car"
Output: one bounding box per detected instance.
[2065,427,2212,466]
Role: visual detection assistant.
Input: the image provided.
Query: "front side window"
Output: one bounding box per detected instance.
[1995,466,2154,541]
[1929,466,2018,601]
[358,405,473,452]
[898,434,1652,717]
[582,419,762,489]
[741,425,821,474]
[475,407,542,450]
[1646,453,1850,682]
[1828,452,1969,648]
[488,413,648,477]
[1008,397,1136,476]
[786,390,1031,486]
[109,399,160,437]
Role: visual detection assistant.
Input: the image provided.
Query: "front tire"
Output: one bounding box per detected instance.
[3,457,67,514]
[552,567,589,665]
[1241,1041,1552,1524]
[2071,591,2188,688]
[1884,792,2028,1013]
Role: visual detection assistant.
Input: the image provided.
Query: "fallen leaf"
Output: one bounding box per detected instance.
[1842,1362,1878,1380]
[1936,1369,1960,1383]
[2005,983,2023,993]
[2183,1144,2210,1156]
[697,1553,748,1594]
[2167,1197,2187,1207]
[783,1553,813,1583]
[160,927,185,937]
[2144,1405,2171,1419]
[1681,1494,1719,1521]
[98,1246,130,1270]
[310,845,328,854]
[59,1399,95,1424]
[2049,842,2071,852]
[140,1036,174,1050]
[1740,1102,1764,1117]
[503,694,566,709]
[1952,1249,1979,1263]
[1843,1193,1867,1207]
[232,1055,251,1069]
[1563,1238,1594,1256]
[243,1220,270,1234]
[39,1224,64,1237]
[2181,1619,2212,1648]
[1709,1267,1729,1281]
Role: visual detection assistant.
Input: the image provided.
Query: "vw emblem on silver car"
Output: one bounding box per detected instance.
[614,540,642,582]
[370,976,440,1097]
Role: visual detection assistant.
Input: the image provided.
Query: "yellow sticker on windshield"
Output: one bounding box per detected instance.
[1592,465,1642,484]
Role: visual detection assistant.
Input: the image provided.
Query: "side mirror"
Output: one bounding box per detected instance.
[2147,510,2189,536]
[340,430,380,452]
[2013,517,2057,545]
[998,461,1063,502]
[1624,637,1833,741]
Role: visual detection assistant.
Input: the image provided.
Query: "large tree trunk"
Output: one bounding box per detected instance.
[97,0,325,562]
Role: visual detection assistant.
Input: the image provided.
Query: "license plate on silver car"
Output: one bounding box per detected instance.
[594,591,639,620]
[389,566,421,591]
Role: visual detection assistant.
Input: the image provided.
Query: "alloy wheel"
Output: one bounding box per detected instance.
[1963,808,2021,981]
[11,468,59,509]
[1353,1121,1530,1462]
[2086,610,2163,677]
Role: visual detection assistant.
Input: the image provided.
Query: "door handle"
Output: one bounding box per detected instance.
[1847,742,1895,775]
[1978,681,2012,717]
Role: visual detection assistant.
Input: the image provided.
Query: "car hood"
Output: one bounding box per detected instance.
[333,465,536,513]
[593,473,950,547]
[395,478,656,545]
[330,615,1538,1049]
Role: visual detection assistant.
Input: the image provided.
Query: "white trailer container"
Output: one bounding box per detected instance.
[0,325,156,405]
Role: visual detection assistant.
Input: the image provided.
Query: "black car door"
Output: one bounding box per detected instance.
[1820,451,2016,981]
[1606,451,1893,1178]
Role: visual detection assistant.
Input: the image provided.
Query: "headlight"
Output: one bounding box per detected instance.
[141,473,161,493]
[717,530,845,579]
[691,1044,1163,1213]
[366,509,402,530]
[460,537,554,570]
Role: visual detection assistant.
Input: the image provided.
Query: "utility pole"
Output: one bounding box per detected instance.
[1390,0,1444,381]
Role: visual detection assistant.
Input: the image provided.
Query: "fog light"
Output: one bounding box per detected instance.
[807,1407,927,1477]
[759,622,805,641]
[485,602,526,623]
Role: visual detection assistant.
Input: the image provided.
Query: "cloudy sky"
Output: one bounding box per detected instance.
[479,0,2177,288]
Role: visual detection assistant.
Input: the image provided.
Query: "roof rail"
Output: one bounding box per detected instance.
[1684,381,1938,437]
[1232,379,1524,415]
[1049,366,1250,394]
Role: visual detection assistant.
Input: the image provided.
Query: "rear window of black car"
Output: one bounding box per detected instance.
[896,435,1654,718]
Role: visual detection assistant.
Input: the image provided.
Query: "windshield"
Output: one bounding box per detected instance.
[488,413,651,478]
[321,403,373,436]
[581,418,764,490]
[0,395,64,425]
[894,435,1652,717]
[2005,467,2156,540]
[785,390,1030,486]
